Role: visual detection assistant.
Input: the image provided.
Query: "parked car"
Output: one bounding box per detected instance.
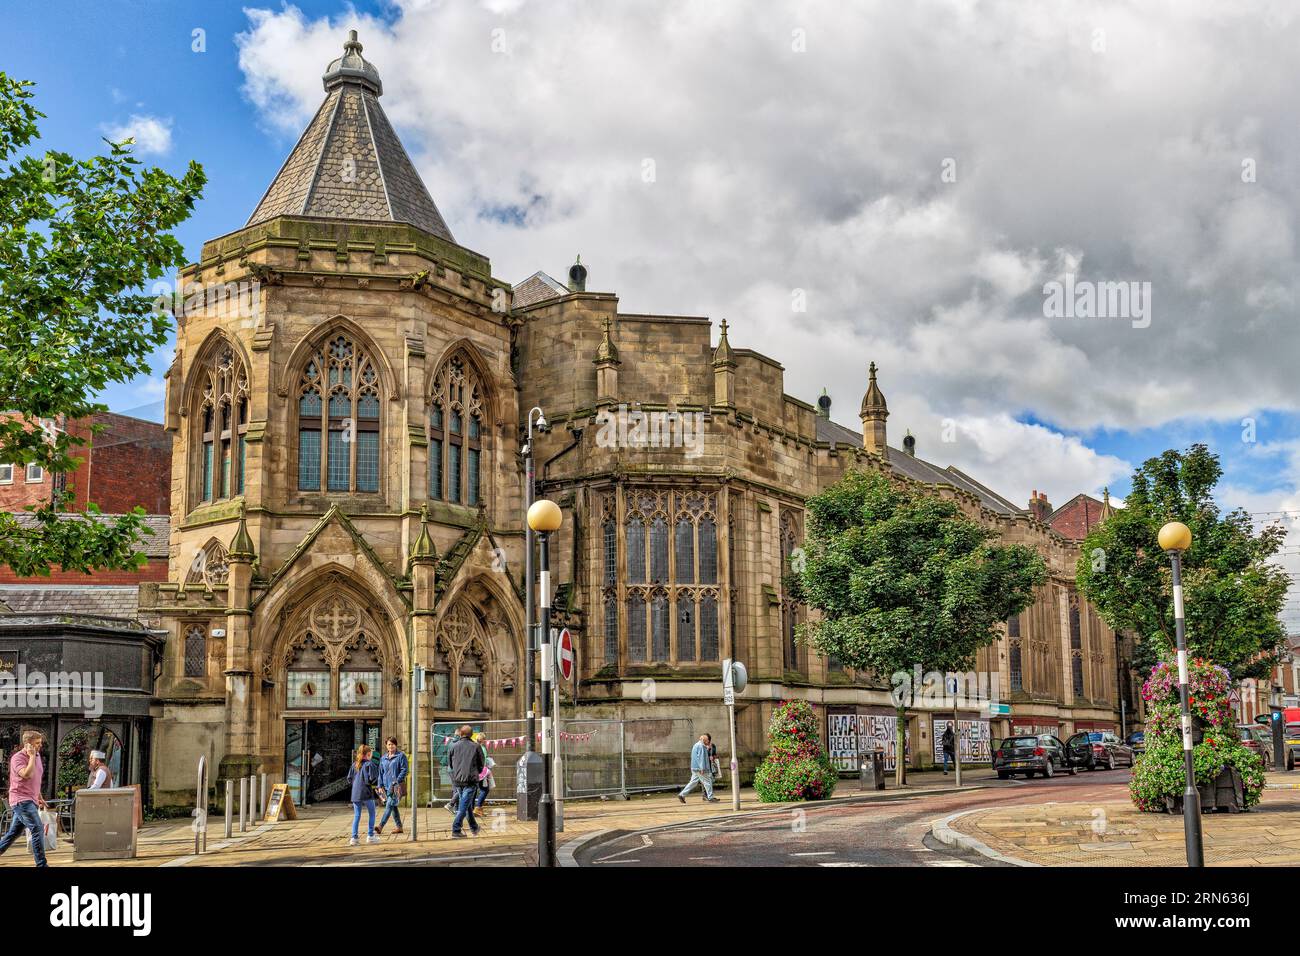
[1125,731,1145,756]
[1064,731,1099,769]
[992,734,1077,779]
[1237,724,1273,765]
[1251,708,1300,769]
[1072,731,1134,770]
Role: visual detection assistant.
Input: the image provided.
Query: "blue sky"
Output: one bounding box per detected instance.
[9,0,1300,557]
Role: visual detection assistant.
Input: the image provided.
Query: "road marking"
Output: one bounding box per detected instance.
[595,833,652,863]
[689,856,721,860]
[791,851,836,857]
[819,861,870,867]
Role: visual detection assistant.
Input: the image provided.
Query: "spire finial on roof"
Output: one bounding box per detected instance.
[323,29,383,96]
[861,360,887,417]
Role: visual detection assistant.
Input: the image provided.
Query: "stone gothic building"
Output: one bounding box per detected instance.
[141,34,1134,804]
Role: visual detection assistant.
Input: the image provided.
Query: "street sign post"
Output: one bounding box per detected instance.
[723,659,747,810]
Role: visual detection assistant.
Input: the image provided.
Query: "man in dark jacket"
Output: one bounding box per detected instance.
[448,725,484,837]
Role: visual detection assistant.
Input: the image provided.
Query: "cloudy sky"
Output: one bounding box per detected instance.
[11,0,1300,619]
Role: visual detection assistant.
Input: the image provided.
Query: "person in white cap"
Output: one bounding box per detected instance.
[86,750,112,790]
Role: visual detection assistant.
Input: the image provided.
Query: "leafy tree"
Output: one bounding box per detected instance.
[0,74,204,576]
[792,469,1047,784]
[1076,445,1288,681]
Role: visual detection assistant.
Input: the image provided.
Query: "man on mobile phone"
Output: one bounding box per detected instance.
[0,730,49,867]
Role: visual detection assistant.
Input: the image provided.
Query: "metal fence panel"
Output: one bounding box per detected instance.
[432,716,696,802]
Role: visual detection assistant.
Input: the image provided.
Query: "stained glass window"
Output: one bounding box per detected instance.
[183,625,206,678]
[429,353,486,508]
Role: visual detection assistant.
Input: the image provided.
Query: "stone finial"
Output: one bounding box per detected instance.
[859,361,888,456]
[409,503,438,565]
[594,316,620,366]
[712,318,736,367]
[228,502,256,562]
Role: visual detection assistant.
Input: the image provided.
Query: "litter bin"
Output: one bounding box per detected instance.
[859,749,886,791]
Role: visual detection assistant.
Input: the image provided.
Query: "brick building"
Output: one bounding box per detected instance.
[134,33,1140,805]
[0,411,170,514]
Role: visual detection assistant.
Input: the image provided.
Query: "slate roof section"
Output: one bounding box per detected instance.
[814,415,1023,517]
[245,40,454,242]
[0,585,140,620]
[7,513,169,558]
[512,271,569,309]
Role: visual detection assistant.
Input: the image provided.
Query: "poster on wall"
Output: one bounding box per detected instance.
[932,719,992,763]
[1011,723,1061,738]
[827,712,910,772]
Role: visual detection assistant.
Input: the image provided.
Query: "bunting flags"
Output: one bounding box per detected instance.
[439,729,600,748]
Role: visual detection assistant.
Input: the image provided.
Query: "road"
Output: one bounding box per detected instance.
[574,766,1135,867]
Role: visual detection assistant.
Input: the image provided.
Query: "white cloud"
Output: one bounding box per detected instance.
[102,114,173,155]
[231,0,1300,505]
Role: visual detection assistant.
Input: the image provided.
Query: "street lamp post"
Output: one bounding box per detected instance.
[528,498,563,867]
[523,407,547,754]
[1158,520,1204,868]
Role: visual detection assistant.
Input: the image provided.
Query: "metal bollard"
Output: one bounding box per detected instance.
[225,780,233,838]
[260,773,267,821]
[239,777,248,832]
[249,774,258,820]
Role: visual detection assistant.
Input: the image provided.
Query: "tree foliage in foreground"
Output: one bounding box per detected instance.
[0,73,204,576]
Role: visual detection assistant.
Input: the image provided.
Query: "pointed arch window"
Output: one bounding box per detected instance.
[296,334,381,494]
[196,344,249,505]
[429,352,486,507]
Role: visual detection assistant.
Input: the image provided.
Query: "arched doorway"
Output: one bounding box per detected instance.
[266,589,402,805]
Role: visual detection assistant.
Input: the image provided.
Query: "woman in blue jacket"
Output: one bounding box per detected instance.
[347,743,380,846]
[376,736,409,835]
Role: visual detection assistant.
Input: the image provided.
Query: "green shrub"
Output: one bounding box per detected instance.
[753,700,838,803]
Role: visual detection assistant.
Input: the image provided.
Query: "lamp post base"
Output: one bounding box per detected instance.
[537,797,556,868]
[1183,784,1204,867]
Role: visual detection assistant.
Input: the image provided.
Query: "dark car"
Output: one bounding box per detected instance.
[1237,724,1272,765]
[1073,731,1134,770]
[992,734,1077,780]
[1125,731,1145,756]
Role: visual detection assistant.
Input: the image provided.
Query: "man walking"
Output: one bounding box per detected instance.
[678,733,719,803]
[448,725,484,837]
[0,730,48,866]
[941,724,956,775]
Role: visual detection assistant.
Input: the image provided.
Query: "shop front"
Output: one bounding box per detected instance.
[0,613,162,805]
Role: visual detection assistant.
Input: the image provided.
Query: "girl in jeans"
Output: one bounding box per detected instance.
[376,736,408,835]
[347,744,380,846]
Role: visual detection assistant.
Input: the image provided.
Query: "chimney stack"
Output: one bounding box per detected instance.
[1028,490,1053,522]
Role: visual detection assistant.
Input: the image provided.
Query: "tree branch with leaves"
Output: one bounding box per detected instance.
[0,73,204,576]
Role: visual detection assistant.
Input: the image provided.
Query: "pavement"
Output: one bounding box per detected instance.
[935,785,1300,866]
[0,767,993,867]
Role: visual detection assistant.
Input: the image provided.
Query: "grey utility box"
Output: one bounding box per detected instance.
[73,787,138,861]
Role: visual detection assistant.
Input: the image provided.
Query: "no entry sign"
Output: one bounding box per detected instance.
[557,628,574,681]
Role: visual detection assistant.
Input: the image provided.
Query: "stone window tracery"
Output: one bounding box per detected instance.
[617,489,720,666]
[429,352,486,507]
[196,344,249,505]
[296,333,381,494]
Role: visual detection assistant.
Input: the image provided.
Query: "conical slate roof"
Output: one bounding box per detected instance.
[246,31,454,242]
